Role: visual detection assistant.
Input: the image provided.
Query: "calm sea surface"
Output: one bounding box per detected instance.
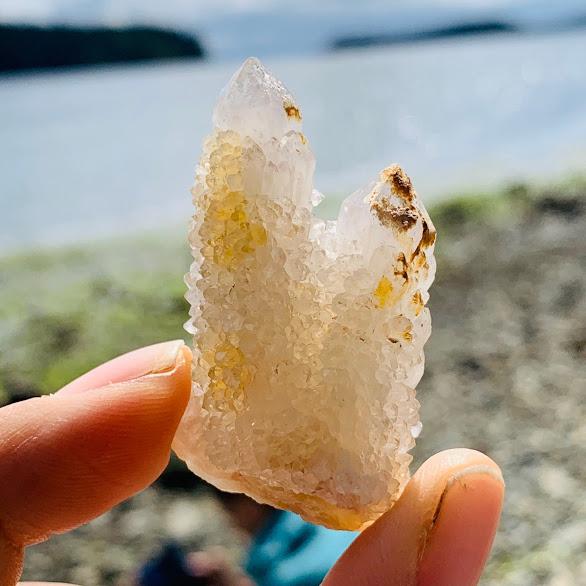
[1,31,585,252]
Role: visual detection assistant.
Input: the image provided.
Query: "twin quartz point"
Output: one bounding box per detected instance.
[173,58,436,530]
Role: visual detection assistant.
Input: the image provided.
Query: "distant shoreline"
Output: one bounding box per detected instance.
[0,24,205,73]
[330,19,586,50]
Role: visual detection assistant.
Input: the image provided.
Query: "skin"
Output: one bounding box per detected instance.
[0,341,504,586]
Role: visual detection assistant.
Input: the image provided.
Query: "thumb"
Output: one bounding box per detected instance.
[0,341,192,585]
[324,449,504,586]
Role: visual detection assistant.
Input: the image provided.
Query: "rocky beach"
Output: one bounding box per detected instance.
[1,181,581,584]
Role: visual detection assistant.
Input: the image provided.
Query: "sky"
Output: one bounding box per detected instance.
[1,0,583,60]
[1,0,582,29]
[0,0,522,25]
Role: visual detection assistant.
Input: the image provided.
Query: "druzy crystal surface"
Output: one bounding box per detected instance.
[174,58,436,530]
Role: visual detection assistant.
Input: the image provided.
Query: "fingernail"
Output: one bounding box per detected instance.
[57,340,189,396]
[417,466,505,586]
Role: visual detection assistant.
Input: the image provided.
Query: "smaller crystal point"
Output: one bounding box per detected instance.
[213,57,302,142]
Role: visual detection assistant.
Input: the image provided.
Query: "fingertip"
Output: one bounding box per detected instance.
[409,448,504,506]
[57,339,190,396]
[414,448,503,481]
[417,465,504,585]
[324,449,504,586]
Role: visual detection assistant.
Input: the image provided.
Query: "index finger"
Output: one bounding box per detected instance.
[0,341,192,586]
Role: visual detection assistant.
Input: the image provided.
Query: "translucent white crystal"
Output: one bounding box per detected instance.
[174,58,436,530]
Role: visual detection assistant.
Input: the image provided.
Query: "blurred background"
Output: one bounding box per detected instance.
[1,0,585,584]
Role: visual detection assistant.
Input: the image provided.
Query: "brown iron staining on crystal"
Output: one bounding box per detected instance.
[370,165,422,232]
[284,102,302,121]
[412,290,424,316]
[371,199,419,231]
[394,253,409,282]
[411,221,437,270]
[381,164,415,202]
[420,220,437,248]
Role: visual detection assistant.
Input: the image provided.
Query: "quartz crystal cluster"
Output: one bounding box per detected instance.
[174,58,436,530]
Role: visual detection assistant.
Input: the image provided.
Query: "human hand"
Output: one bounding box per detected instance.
[0,342,504,586]
[0,341,192,586]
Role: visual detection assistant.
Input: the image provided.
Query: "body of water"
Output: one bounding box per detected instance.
[1,30,585,252]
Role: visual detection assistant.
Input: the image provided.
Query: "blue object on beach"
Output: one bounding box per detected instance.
[246,510,358,586]
[138,541,202,586]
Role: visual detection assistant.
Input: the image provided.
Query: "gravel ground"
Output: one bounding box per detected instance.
[22,489,245,585]
[20,186,586,585]
[415,189,586,585]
